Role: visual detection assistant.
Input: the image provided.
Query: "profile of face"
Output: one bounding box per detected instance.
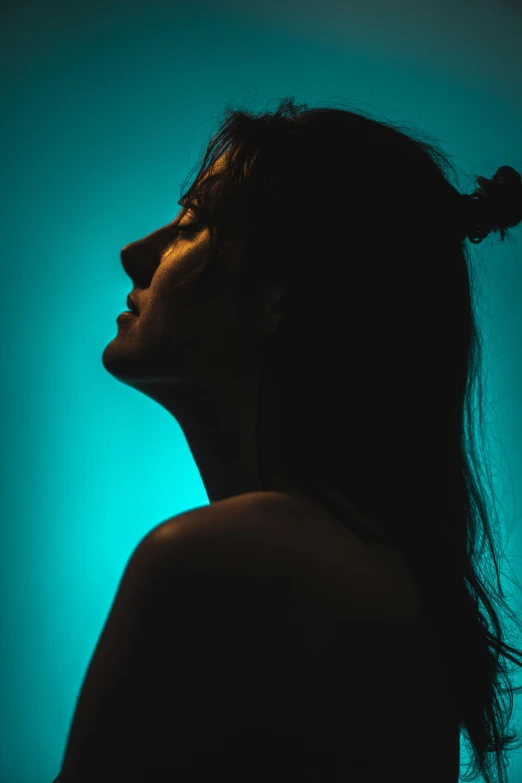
[102,152,292,503]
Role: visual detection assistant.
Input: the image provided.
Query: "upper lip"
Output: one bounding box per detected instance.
[126,294,139,314]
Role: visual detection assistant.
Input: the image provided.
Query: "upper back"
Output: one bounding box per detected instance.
[150,490,460,782]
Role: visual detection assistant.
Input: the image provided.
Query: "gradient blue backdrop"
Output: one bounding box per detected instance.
[2,1,522,780]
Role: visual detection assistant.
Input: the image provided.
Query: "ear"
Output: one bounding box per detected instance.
[261,284,287,337]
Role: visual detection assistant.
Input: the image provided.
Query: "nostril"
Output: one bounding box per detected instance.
[126,295,139,314]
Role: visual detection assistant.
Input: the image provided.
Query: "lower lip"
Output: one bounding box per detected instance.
[117,311,138,322]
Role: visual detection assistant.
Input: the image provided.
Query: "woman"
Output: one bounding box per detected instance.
[55,97,522,782]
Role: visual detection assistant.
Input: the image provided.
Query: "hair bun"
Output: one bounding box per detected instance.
[462,165,522,244]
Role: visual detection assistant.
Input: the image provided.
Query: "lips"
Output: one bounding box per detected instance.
[126,294,139,315]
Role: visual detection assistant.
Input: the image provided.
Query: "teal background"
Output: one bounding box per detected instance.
[2,1,522,780]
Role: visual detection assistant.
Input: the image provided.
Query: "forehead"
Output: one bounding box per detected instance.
[186,152,230,216]
[196,151,231,194]
[189,151,247,242]
[204,151,229,180]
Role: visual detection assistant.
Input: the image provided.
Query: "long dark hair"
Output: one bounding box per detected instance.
[177,96,522,783]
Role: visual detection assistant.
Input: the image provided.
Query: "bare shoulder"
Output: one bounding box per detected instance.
[146,491,289,540]
[144,491,311,570]
[138,491,330,608]
[144,490,423,624]
[145,490,348,564]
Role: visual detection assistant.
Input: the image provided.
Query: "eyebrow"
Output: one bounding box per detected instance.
[177,199,203,221]
[199,172,221,187]
[192,171,222,202]
[178,171,221,217]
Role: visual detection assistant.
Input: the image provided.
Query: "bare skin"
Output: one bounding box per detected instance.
[102,150,404,579]
[102,152,309,506]
[69,152,460,783]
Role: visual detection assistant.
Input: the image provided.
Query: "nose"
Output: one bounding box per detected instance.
[120,237,155,287]
[120,219,180,285]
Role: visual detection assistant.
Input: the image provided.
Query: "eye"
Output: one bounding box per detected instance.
[177,221,201,234]
[174,199,204,235]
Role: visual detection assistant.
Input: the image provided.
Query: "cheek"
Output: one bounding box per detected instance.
[158,231,212,288]
[197,295,257,372]
[155,242,257,366]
